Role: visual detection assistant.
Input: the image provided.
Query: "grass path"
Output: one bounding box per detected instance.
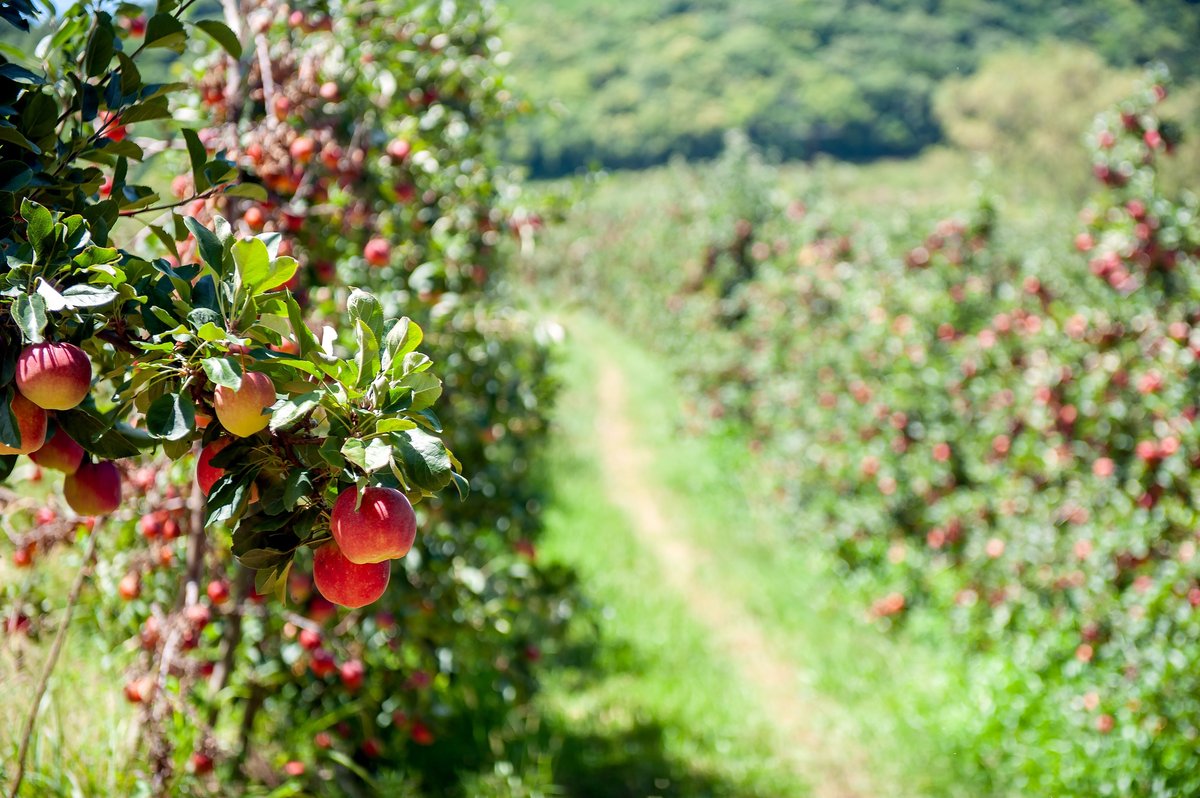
[592,355,874,798]
[537,316,981,798]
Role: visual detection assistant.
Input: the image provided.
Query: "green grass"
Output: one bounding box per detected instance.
[535,316,989,797]
[0,559,141,797]
[534,323,806,798]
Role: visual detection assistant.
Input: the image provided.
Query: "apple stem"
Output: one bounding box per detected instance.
[7,523,101,798]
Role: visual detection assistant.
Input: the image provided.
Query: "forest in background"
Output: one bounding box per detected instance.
[502,0,1200,176]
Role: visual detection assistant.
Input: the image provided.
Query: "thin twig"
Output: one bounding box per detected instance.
[8,525,101,798]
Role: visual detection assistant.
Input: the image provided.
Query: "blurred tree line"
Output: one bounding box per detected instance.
[502,0,1200,177]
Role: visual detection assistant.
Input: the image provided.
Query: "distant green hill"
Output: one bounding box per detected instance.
[501,0,1200,176]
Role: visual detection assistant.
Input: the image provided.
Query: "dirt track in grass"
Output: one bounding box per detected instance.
[593,353,876,798]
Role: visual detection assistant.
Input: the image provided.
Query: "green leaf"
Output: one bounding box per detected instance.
[341,437,392,474]
[181,129,210,192]
[56,411,145,459]
[0,391,20,449]
[354,319,379,389]
[0,63,47,85]
[143,12,186,51]
[269,391,320,431]
[195,19,242,58]
[383,317,422,372]
[347,290,384,341]
[61,284,118,308]
[184,216,224,274]
[375,417,417,433]
[402,371,442,412]
[196,322,226,342]
[393,429,453,492]
[259,256,298,293]
[0,127,40,154]
[146,392,195,441]
[202,357,242,389]
[13,293,47,344]
[224,182,268,201]
[84,12,115,77]
[21,198,53,260]
[232,237,270,292]
[282,470,314,510]
[205,474,252,527]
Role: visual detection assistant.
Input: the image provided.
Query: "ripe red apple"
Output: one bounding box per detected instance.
[191,752,214,774]
[243,206,266,230]
[214,372,275,437]
[98,111,126,141]
[62,460,121,515]
[118,572,140,601]
[312,542,390,608]
[298,628,322,650]
[386,138,411,162]
[206,579,231,604]
[34,507,56,525]
[284,761,306,777]
[310,647,337,678]
[124,676,153,703]
[339,659,364,690]
[140,513,163,539]
[196,438,231,494]
[314,732,332,749]
[30,427,85,474]
[330,486,417,564]
[16,342,92,410]
[361,738,382,758]
[364,237,390,267]
[289,136,315,163]
[0,393,48,456]
[410,721,434,745]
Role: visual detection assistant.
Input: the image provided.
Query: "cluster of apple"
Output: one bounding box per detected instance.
[1,343,120,519]
[181,0,516,305]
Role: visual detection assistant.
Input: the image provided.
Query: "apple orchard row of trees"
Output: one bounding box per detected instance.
[523,71,1200,795]
[0,0,567,795]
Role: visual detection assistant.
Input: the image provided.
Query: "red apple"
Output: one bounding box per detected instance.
[206,579,230,604]
[214,372,275,437]
[364,237,390,267]
[289,136,315,163]
[312,542,390,608]
[62,460,121,515]
[340,659,364,690]
[196,438,231,494]
[30,427,85,474]
[298,628,322,650]
[118,572,141,601]
[0,393,47,456]
[386,138,411,162]
[330,486,416,564]
[310,647,336,678]
[16,342,92,410]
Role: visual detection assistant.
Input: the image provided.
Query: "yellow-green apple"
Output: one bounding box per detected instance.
[214,372,275,437]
